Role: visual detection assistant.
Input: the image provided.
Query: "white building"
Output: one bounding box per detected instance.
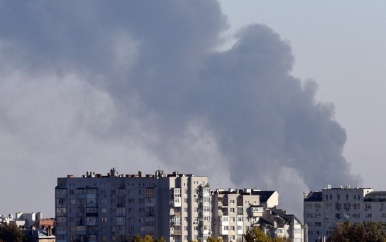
[0,212,55,241]
[303,185,386,242]
[212,188,303,242]
[0,212,43,228]
[55,169,211,242]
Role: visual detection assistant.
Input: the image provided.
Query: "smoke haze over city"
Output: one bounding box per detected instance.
[3,1,385,218]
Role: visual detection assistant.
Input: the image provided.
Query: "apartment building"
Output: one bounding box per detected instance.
[212,189,303,242]
[303,185,384,242]
[55,169,211,242]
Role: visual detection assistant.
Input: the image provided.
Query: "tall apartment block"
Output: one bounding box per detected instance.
[303,185,386,242]
[55,169,211,242]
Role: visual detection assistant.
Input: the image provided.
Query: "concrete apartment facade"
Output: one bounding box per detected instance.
[212,189,303,242]
[55,168,303,242]
[55,169,211,242]
[303,185,386,242]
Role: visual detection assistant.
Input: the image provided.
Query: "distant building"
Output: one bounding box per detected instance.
[0,212,55,242]
[55,168,304,242]
[28,218,55,242]
[212,188,303,242]
[55,169,211,242]
[303,185,386,242]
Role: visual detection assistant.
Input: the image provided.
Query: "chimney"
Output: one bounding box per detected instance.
[48,226,52,236]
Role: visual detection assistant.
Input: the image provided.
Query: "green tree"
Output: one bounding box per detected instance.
[0,222,26,242]
[243,227,290,242]
[206,236,222,242]
[328,221,386,242]
[131,234,166,242]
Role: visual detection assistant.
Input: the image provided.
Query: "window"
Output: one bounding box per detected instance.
[117,189,125,195]
[237,207,243,215]
[56,189,67,195]
[335,203,342,210]
[146,188,155,198]
[56,208,66,216]
[57,217,66,223]
[87,207,97,213]
[87,217,97,223]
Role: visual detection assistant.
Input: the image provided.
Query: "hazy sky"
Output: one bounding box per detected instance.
[1,1,385,218]
[219,0,386,190]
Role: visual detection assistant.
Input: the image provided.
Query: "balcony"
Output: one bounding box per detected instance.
[145,198,156,207]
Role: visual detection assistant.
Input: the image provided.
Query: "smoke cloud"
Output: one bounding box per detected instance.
[0,1,359,216]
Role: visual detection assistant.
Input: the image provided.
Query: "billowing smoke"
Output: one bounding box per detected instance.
[0,1,359,216]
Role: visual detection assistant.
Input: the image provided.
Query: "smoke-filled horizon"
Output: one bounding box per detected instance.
[0,1,359,217]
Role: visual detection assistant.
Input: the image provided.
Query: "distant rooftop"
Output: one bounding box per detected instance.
[304,191,322,202]
[64,169,201,179]
[364,191,386,202]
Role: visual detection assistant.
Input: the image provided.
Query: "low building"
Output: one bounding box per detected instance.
[212,188,303,242]
[303,185,386,242]
[0,212,55,242]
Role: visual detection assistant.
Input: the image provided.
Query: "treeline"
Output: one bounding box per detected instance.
[0,222,26,242]
[328,221,386,242]
[243,227,292,242]
[0,224,292,242]
[131,227,292,242]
